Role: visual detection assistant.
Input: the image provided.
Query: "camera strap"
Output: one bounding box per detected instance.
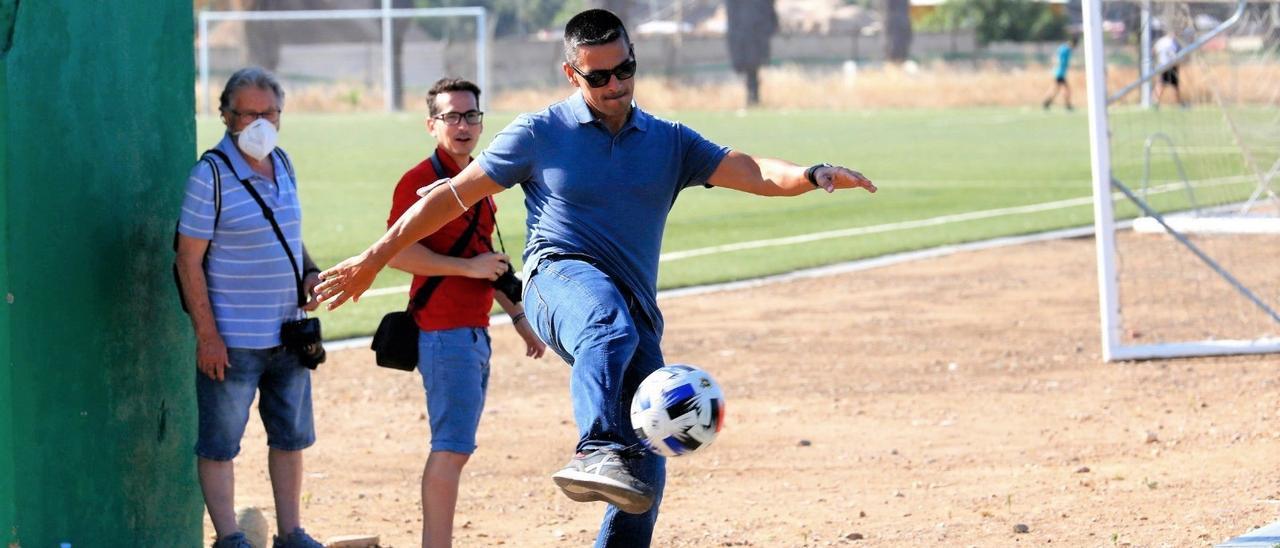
[406,150,489,312]
[430,152,507,256]
[205,148,307,308]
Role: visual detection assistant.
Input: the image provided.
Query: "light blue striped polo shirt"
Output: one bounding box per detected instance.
[177,134,305,349]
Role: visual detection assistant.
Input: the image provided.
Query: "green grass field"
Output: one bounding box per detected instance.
[196,106,1254,339]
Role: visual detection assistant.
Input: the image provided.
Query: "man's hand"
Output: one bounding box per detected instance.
[814,165,876,194]
[197,332,230,381]
[513,317,546,358]
[316,251,383,310]
[302,271,322,311]
[463,252,510,281]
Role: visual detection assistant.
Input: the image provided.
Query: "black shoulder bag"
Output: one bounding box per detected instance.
[213,148,327,369]
[372,153,487,371]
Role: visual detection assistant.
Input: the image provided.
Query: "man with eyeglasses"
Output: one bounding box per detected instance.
[316,9,875,546]
[174,67,325,548]
[384,77,546,547]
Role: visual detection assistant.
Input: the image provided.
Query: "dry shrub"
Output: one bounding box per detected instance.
[197,81,390,113]
[492,63,1153,111]
[196,62,1280,113]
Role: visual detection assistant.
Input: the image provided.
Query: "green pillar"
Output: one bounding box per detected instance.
[0,1,14,542]
[1,1,201,545]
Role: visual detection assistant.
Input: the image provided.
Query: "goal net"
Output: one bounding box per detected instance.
[1084,0,1280,360]
[197,6,488,114]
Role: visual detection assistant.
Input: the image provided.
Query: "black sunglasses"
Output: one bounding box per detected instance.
[570,53,637,88]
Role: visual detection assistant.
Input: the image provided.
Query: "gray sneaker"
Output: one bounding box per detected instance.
[272,527,324,548]
[212,532,252,548]
[551,446,654,514]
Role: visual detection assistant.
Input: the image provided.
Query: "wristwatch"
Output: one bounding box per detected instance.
[805,163,833,188]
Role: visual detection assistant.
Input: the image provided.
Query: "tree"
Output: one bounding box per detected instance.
[592,0,631,30]
[726,0,778,107]
[242,0,285,71]
[919,0,1066,45]
[388,0,416,111]
[882,0,913,63]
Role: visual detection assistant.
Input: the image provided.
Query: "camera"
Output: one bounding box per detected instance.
[493,263,523,303]
[281,317,326,370]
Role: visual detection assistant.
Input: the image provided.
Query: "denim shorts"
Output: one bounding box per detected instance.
[418,327,491,454]
[195,346,316,461]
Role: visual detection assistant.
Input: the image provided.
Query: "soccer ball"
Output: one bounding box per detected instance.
[630,364,725,457]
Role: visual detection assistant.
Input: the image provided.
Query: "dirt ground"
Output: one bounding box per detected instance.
[212,234,1280,547]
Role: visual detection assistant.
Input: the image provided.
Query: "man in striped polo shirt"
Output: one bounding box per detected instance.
[174,67,325,548]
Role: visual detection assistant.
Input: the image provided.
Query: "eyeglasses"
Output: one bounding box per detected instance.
[570,54,637,88]
[229,108,281,123]
[433,110,484,126]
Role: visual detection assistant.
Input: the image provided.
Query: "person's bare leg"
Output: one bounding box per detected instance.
[199,457,239,540]
[268,448,304,536]
[1044,83,1059,108]
[421,451,469,548]
[1064,83,1073,109]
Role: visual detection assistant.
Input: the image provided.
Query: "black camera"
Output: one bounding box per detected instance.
[281,317,326,370]
[493,264,523,303]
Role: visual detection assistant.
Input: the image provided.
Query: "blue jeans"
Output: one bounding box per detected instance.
[418,327,491,454]
[525,258,666,548]
[195,346,316,460]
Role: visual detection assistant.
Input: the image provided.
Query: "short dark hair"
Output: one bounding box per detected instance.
[426,78,481,117]
[563,9,631,65]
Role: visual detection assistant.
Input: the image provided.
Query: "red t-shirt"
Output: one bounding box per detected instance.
[387,147,497,331]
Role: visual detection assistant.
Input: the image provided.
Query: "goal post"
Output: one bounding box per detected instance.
[197,4,488,114]
[1084,0,1280,361]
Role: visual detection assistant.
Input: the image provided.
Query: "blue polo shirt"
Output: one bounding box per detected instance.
[177,134,305,349]
[477,91,729,334]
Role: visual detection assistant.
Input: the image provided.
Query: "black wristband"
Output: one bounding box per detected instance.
[805,163,832,188]
[303,267,321,278]
[511,312,526,324]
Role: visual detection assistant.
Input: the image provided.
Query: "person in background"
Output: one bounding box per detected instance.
[1043,35,1079,111]
[385,77,546,547]
[175,67,326,548]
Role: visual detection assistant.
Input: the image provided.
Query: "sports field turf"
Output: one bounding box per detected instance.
[196,106,1251,339]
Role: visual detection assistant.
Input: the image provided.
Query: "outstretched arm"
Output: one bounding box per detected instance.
[316,162,506,309]
[706,151,876,197]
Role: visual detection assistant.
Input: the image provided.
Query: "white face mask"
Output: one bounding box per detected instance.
[234,118,278,161]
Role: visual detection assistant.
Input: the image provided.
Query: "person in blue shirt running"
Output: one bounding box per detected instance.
[1043,35,1079,111]
[315,9,876,547]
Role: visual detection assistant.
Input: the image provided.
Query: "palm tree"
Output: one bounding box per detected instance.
[726,0,778,106]
[594,0,631,30]
[244,0,284,71]
[882,0,913,63]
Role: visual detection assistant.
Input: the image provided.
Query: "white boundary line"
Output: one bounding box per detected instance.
[354,175,1251,301]
[326,223,1106,351]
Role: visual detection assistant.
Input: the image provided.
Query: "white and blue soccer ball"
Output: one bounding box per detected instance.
[630,364,725,458]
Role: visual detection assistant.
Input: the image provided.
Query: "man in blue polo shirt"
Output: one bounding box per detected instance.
[316,9,875,546]
[175,67,325,548]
